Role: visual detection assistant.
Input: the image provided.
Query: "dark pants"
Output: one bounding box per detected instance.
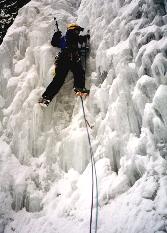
[42,58,85,101]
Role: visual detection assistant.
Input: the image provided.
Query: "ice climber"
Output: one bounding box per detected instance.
[39,23,90,107]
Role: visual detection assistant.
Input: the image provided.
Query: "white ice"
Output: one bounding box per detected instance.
[0,0,167,232]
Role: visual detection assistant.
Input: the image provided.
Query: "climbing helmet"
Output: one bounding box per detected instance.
[67,23,84,31]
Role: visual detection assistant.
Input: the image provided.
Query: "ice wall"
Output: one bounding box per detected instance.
[78,0,167,181]
[0,0,82,218]
[0,0,167,232]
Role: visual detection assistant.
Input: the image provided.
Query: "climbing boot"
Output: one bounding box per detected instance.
[74,87,90,96]
[38,97,51,107]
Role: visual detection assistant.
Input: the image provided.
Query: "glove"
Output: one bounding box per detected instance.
[51,31,62,47]
[54,30,62,37]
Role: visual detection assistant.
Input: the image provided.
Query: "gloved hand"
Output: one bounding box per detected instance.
[54,30,62,37]
[51,31,62,47]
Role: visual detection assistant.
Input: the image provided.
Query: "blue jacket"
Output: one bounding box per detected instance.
[51,30,88,51]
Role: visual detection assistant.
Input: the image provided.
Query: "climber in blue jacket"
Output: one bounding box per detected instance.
[39,23,90,107]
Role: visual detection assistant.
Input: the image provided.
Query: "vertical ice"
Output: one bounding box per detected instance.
[0,0,167,232]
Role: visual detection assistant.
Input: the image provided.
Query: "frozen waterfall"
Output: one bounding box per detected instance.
[0,0,167,232]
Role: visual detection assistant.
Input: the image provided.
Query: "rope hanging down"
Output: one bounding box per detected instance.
[80,96,99,233]
[80,32,98,233]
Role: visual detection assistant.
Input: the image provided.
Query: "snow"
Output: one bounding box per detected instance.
[0,0,167,232]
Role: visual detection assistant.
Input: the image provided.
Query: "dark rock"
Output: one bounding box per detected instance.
[0,0,30,44]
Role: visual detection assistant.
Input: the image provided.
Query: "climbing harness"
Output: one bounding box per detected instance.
[80,32,99,233]
[80,97,99,233]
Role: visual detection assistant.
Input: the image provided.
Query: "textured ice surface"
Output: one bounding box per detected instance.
[0,0,167,232]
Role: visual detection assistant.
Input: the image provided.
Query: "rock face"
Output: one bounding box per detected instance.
[0,0,30,44]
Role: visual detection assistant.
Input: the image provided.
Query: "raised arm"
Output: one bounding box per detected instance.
[51,31,62,47]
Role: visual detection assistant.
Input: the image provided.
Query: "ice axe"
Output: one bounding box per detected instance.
[54,17,60,31]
